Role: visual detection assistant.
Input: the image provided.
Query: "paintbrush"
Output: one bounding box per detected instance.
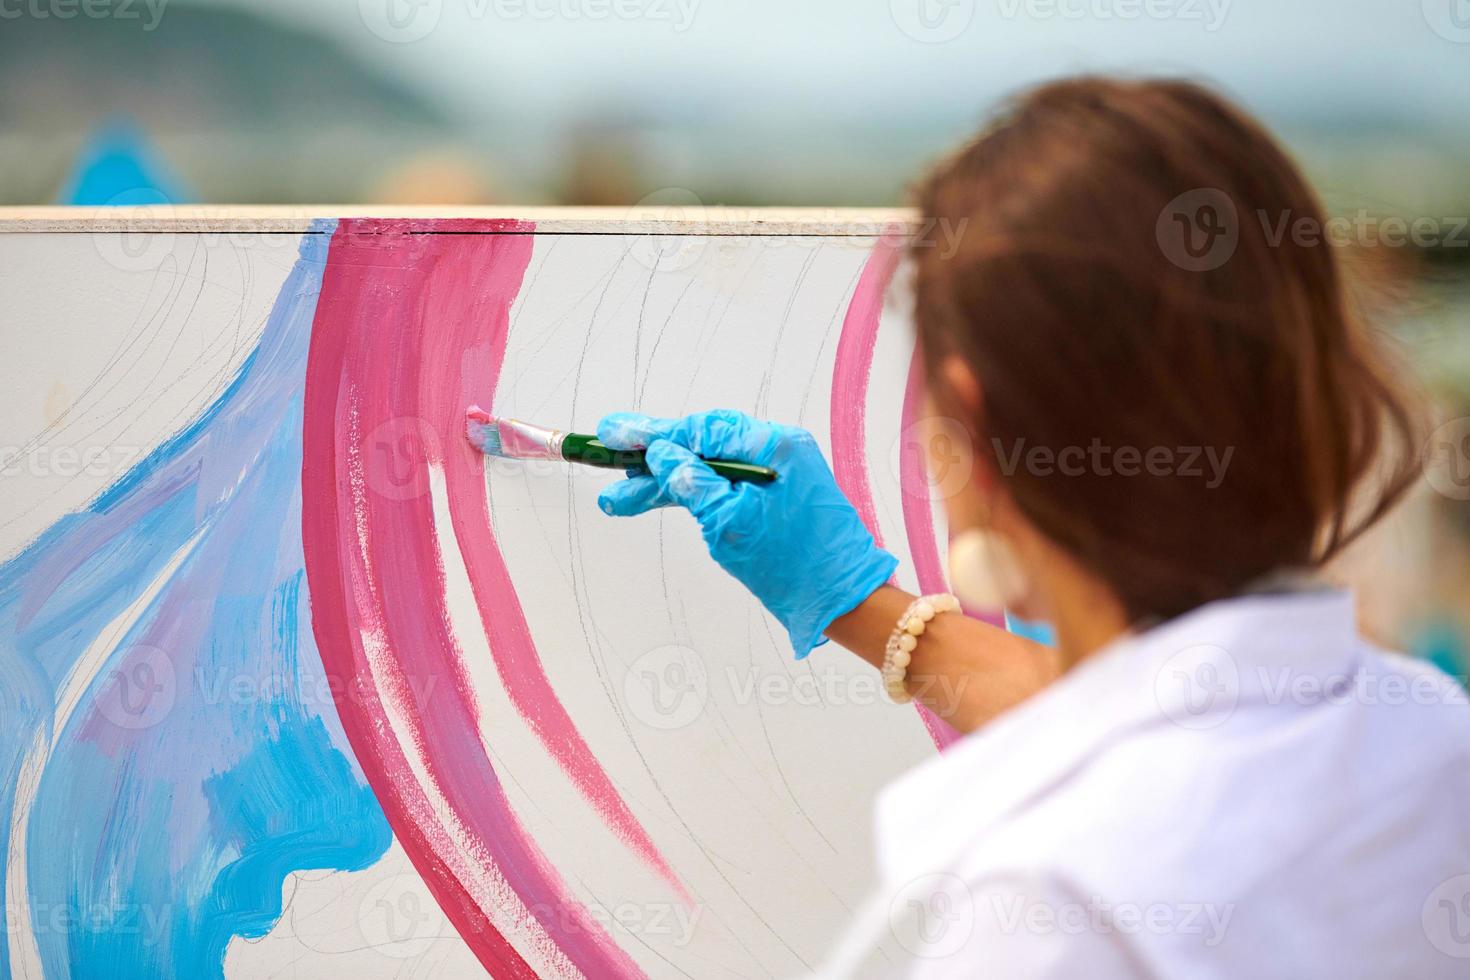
[465,407,778,484]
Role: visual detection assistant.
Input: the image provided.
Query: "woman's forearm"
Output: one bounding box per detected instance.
[824,586,1060,733]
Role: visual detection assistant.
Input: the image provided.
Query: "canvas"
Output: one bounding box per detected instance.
[1,212,963,979]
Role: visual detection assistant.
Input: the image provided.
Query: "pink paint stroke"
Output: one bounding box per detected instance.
[301,228,538,979]
[898,348,947,598]
[832,235,959,751]
[422,228,689,901]
[303,220,646,978]
[830,236,902,544]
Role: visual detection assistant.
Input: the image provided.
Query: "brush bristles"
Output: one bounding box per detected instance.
[465,406,504,457]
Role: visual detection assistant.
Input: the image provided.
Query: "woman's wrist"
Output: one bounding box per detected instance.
[823,585,916,672]
[881,593,963,703]
[824,584,1061,732]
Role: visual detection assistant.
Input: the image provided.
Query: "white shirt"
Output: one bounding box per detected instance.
[820,590,1470,978]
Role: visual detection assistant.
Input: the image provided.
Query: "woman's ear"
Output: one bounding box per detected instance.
[940,354,984,423]
[927,353,998,532]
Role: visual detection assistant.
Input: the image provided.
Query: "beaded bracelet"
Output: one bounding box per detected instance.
[882,593,961,704]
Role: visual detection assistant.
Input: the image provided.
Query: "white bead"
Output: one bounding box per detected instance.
[905,617,926,636]
[936,594,960,613]
[898,633,917,652]
[891,649,911,668]
[914,600,935,621]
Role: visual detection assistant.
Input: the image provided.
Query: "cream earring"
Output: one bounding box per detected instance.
[947,528,1028,611]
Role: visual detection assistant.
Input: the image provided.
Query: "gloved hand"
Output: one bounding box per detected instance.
[596,409,898,659]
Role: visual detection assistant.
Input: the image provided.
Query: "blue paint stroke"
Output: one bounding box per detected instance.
[0,220,392,979]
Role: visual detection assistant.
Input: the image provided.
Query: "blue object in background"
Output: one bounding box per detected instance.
[1411,617,1469,689]
[59,121,192,206]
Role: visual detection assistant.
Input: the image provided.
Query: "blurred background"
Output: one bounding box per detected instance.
[2,0,1467,674]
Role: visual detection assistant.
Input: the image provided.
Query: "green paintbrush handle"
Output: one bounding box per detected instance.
[561,433,777,484]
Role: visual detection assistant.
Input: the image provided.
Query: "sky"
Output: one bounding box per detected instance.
[188,0,1469,133]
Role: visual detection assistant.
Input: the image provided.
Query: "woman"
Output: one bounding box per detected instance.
[596,78,1470,977]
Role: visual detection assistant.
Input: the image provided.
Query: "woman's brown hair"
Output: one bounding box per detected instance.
[912,77,1423,623]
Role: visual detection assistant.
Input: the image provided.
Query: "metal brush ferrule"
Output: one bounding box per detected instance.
[497,418,566,461]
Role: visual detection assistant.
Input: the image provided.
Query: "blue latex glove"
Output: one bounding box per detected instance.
[596,409,899,659]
